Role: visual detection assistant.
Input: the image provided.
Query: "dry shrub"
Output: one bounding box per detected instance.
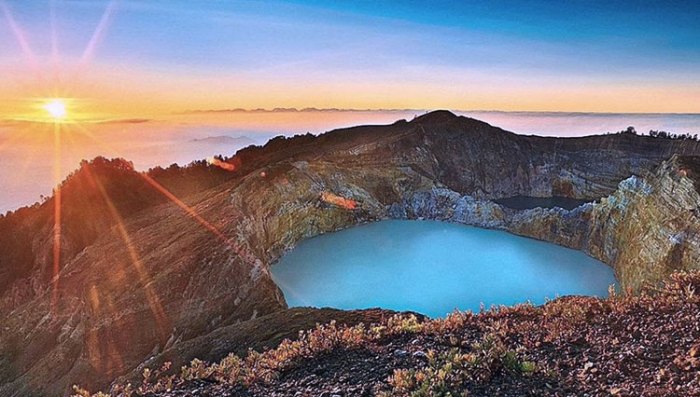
[73,271,700,397]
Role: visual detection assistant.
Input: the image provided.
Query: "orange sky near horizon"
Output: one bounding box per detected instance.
[2,57,700,126]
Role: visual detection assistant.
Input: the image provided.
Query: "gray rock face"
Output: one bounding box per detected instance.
[390,188,507,228]
[388,155,700,292]
[1,111,699,395]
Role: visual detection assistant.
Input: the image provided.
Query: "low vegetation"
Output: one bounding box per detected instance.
[614,126,699,141]
[74,271,700,396]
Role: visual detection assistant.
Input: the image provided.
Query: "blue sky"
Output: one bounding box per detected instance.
[1,0,699,113]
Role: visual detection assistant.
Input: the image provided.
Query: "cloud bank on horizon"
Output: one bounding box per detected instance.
[0,0,699,119]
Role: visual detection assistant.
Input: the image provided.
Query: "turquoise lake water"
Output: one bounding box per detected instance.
[271,220,616,318]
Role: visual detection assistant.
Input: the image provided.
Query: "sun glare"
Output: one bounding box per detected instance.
[44,99,67,120]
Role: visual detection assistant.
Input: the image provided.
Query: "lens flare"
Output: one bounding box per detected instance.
[206,156,236,171]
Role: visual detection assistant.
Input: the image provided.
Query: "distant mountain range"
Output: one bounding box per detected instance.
[180,107,424,114]
[180,107,700,116]
[189,135,256,146]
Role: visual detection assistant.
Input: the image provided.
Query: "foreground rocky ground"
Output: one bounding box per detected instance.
[76,271,700,397]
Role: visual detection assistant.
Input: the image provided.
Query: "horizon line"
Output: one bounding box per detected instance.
[178,108,700,116]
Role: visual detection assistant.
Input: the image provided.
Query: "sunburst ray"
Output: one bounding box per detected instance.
[0,1,39,73]
[73,123,259,263]
[81,163,170,339]
[50,122,62,314]
[79,0,117,68]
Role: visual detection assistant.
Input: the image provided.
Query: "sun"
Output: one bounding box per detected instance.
[43,100,67,120]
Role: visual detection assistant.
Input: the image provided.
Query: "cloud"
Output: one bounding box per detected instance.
[0,118,152,127]
[93,118,152,124]
[0,119,25,127]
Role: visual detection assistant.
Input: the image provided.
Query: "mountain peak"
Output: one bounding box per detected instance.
[412,110,459,124]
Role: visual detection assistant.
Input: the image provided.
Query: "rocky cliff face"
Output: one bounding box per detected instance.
[570,156,700,290]
[389,155,700,292]
[1,111,699,396]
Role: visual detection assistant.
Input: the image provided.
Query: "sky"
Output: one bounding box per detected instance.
[1,0,700,121]
[1,0,700,213]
